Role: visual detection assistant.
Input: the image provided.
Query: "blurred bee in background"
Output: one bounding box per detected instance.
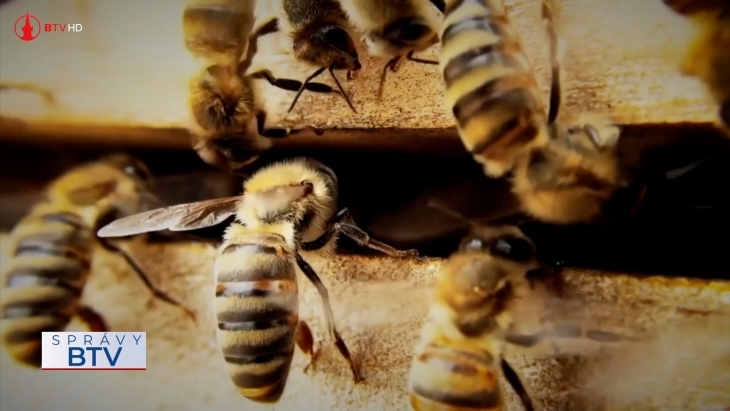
[408,204,640,411]
[183,0,346,172]
[439,0,622,225]
[439,0,550,179]
[250,0,362,114]
[97,157,426,402]
[512,112,622,225]
[0,154,195,369]
[337,0,444,98]
[661,0,730,134]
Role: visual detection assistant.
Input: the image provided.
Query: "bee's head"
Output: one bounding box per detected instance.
[48,153,155,223]
[438,225,539,317]
[241,158,338,233]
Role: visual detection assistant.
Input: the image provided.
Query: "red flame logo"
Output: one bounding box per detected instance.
[14,13,41,41]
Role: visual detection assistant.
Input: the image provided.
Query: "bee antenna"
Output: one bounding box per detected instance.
[426,199,478,226]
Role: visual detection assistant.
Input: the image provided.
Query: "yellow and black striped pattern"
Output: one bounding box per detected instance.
[214,224,300,402]
[410,333,504,411]
[1,154,150,369]
[1,211,93,368]
[439,0,550,178]
[408,225,540,411]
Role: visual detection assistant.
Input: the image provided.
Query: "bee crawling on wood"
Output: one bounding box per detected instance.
[0,154,195,369]
[408,202,644,411]
[183,0,349,172]
[337,0,445,98]
[97,157,429,402]
[251,0,363,114]
[439,0,623,225]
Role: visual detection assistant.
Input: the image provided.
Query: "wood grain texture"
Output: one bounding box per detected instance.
[0,0,719,149]
[1,235,728,411]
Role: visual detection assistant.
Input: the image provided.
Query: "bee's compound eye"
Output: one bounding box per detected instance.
[124,164,151,182]
[460,237,486,252]
[492,237,535,262]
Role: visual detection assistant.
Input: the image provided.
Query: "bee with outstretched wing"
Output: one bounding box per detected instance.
[99,157,426,403]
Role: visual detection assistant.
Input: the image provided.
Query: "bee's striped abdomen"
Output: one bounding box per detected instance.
[0,211,93,368]
[440,0,548,177]
[183,1,250,60]
[409,341,504,411]
[214,233,298,402]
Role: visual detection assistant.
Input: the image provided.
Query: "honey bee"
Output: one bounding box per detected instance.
[440,0,622,225]
[250,0,362,114]
[512,113,622,225]
[439,0,550,179]
[97,157,425,402]
[183,0,345,172]
[408,207,638,411]
[0,154,195,368]
[661,0,730,134]
[337,0,444,98]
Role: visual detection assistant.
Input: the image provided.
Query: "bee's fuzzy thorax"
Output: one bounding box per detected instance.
[239,158,338,242]
[243,158,335,202]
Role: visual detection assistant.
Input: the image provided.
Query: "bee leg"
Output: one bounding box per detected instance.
[97,237,197,323]
[295,254,363,383]
[405,50,438,65]
[76,305,109,332]
[250,70,337,96]
[327,65,357,113]
[252,111,293,139]
[300,208,348,251]
[331,208,435,262]
[295,320,319,375]
[93,212,197,323]
[501,358,535,411]
[242,16,279,68]
[542,0,562,125]
[377,56,401,100]
[286,67,327,113]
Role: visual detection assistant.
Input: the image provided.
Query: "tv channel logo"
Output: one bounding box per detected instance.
[41,332,146,370]
[14,12,83,42]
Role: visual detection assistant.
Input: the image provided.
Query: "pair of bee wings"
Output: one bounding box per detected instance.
[97,197,241,238]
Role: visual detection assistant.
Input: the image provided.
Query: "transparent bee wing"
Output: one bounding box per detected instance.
[97,196,240,237]
[576,314,730,409]
[504,284,658,359]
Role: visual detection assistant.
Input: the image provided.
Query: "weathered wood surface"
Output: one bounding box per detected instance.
[0,235,729,411]
[0,0,718,149]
